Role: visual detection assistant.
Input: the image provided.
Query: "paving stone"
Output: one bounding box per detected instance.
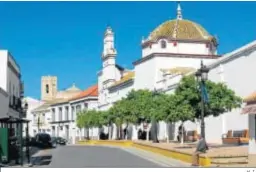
[134,140,248,158]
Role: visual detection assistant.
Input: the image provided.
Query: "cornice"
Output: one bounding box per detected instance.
[133,53,221,66]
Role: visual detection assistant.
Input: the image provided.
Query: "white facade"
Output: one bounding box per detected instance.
[50,95,98,143]
[31,103,52,136]
[23,97,44,136]
[0,87,8,119]
[0,50,21,119]
[96,4,254,144]
[172,41,256,143]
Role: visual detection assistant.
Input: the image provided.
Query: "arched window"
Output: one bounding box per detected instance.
[161,40,167,49]
[46,84,49,94]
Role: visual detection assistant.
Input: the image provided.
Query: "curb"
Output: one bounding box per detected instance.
[77,140,211,167]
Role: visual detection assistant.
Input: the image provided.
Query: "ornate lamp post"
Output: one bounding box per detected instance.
[152,88,159,143]
[195,61,209,139]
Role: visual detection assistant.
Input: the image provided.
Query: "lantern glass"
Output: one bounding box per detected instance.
[201,67,209,81]
[195,71,201,81]
[202,72,208,81]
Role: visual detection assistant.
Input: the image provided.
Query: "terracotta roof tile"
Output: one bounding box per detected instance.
[70,84,98,101]
[243,91,256,103]
[111,71,135,87]
[160,67,196,75]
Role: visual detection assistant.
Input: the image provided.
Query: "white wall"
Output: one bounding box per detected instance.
[166,46,256,143]
[134,58,157,90]
[32,109,51,136]
[142,39,217,58]
[135,55,216,91]
[0,51,8,91]
[109,82,134,104]
[50,97,98,141]
[23,97,44,136]
[0,88,8,118]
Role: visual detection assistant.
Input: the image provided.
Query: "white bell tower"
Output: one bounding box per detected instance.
[101,26,117,86]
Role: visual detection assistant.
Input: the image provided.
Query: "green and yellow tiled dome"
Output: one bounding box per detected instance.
[149,19,214,42]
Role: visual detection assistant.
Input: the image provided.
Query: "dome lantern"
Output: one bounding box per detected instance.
[177,2,182,20]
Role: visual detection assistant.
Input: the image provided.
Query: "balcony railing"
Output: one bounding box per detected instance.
[9,96,22,112]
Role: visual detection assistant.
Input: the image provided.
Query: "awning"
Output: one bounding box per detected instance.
[241,104,256,115]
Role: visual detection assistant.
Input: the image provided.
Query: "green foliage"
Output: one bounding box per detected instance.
[165,94,195,122]
[76,76,242,132]
[125,89,154,121]
[76,109,104,129]
[76,111,84,129]
[175,75,242,119]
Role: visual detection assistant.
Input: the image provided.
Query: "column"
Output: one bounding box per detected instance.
[248,114,256,166]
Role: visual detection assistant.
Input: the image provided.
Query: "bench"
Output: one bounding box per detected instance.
[185,130,198,142]
[222,129,249,145]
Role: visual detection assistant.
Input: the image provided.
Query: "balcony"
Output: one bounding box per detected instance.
[9,96,22,112]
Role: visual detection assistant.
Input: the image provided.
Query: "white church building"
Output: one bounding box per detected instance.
[96,3,254,143]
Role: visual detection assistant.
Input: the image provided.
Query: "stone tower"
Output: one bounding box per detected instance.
[101,26,117,87]
[41,76,57,101]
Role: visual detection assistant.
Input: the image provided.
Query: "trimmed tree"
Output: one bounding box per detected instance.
[125,89,155,141]
[124,89,169,142]
[174,75,242,138]
[166,94,195,143]
[76,111,84,140]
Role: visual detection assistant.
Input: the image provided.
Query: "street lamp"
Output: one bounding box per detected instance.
[152,88,159,143]
[22,102,30,164]
[195,60,209,139]
[19,100,28,166]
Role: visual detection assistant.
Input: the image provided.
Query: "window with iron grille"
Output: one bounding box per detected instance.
[65,106,69,120]
[52,108,55,122]
[59,107,62,121]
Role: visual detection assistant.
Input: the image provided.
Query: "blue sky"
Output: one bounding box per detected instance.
[0,1,255,99]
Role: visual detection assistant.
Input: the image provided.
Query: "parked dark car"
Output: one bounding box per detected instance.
[56,137,67,145]
[33,133,52,149]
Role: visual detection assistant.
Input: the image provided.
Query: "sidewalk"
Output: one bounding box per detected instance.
[133,140,248,167]
[4,147,52,167]
[134,140,248,158]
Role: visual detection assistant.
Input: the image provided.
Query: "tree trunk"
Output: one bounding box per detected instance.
[119,125,123,140]
[86,127,90,140]
[116,124,120,140]
[108,124,112,140]
[97,127,100,140]
[146,123,150,141]
[151,119,159,143]
[90,128,93,140]
[79,129,82,141]
[180,122,184,144]
[83,127,86,139]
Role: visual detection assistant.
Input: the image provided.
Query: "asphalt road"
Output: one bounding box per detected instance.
[46,145,163,168]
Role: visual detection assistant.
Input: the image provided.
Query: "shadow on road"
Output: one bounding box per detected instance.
[31,155,52,166]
